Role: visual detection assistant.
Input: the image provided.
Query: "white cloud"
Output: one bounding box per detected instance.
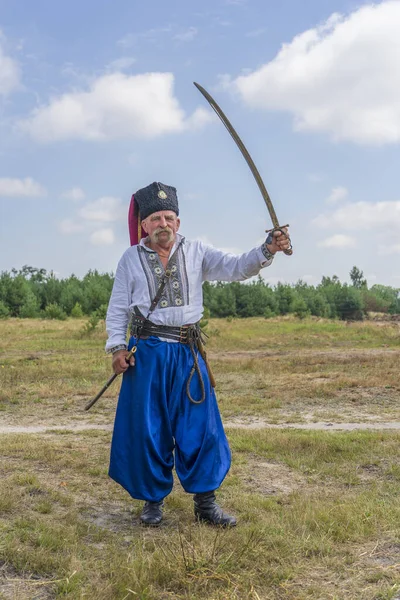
[19,72,209,143]
[186,106,213,129]
[378,243,400,256]
[318,234,356,249]
[174,27,198,42]
[0,177,46,197]
[78,196,124,222]
[0,36,20,96]
[106,56,136,71]
[326,186,348,205]
[233,1,400,145]
[90,228,115,245]
[61,187,86,201]
[313,201,400,231]
[59,219,85,234]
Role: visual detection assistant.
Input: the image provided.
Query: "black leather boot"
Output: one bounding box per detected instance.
[140,501,163,526]
[193,491,237,527]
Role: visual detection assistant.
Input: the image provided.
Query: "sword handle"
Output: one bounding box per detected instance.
[265,225,293,256]
[84,347,137,411]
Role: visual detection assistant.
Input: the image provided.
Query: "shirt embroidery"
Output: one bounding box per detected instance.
[261,241,275,262]
[137,241,189,309]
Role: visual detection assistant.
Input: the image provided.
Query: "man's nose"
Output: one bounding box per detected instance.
[160,218,168,227]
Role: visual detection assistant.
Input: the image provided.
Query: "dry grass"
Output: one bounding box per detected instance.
[0,317,399,426]
[1,317,400,598]
[1,429,400,599]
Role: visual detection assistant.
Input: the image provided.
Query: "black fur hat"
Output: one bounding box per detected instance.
[134,182,179,221]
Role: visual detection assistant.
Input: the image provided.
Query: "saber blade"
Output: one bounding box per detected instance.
[194,81,292,255]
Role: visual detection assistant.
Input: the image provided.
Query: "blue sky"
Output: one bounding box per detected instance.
[0,0,399,287]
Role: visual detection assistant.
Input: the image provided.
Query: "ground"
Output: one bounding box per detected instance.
[0,317,400,599]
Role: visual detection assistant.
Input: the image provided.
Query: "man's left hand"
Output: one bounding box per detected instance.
[266,227,291,254]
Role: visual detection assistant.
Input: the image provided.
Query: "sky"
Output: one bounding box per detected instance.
[0,0,399,288]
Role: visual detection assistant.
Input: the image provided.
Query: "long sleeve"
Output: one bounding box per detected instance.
[201,243,273,282]
[105,256,132,353]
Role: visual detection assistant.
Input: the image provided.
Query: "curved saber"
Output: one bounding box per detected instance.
[194,82,292,255]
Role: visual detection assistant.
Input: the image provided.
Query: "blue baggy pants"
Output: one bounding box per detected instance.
[109,336,231,502]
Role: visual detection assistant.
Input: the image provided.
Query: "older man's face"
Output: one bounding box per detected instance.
[142,210,180,245]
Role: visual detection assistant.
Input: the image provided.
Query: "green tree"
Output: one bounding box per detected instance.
[44,303,67,320]
[0,272,30,316]
[19,289,40,318]
[60,276,84,314]
[336,285,364,320]
[275,283,295,315]
[0,300,10,319]
[71,302,84,318]
[209,283,236,317]
[291,295,310,319]
[81,270,114,314]
[350,266,367,289]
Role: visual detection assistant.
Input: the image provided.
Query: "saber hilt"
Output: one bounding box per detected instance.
[84,346,137,411]
[266,225,293,256]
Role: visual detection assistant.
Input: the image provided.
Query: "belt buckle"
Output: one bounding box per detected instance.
[179,326,188,344]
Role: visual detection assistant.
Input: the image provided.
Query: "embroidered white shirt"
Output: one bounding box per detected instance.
[105,233,273,352]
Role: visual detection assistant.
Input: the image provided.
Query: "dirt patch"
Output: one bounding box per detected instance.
[241,458,304,496]
[210,348,400,361]
[0,424,113,434]
[362,541,400,568]
[2,420,400,434]
[225,417,400,431]
[0,562,55,600]
[83,502,136,534]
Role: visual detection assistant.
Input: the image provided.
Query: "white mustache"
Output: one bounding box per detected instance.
[150,226,174,242]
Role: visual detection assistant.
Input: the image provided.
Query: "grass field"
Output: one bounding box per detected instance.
[1,317,400,599]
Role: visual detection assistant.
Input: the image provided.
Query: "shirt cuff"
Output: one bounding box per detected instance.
[258,243,275,267]
[106,343,128,355]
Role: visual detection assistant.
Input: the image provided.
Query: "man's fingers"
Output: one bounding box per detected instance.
[273,228,289,239]
[117,355,135,372]
[111,350,136,374]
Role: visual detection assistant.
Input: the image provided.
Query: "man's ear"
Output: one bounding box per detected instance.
[176,217,180,231]
[141,219,148,233]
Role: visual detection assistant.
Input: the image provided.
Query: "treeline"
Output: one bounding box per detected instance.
[204,267,400,320]
[0,265,399,321]
[0,266,113,320]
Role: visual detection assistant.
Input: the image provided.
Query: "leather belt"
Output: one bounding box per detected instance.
[130,314,200,343]
[129,307,215,404]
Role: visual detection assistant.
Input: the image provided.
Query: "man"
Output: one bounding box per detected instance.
[106,181,291,527]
